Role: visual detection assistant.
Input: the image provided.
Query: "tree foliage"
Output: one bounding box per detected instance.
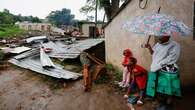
[0,9,14,24]
[0,9,42,24]
[0,9,40,38]
[80,0,126,21]
[86,16,94,21]
[46,8,75,27]
[14,15,42,23]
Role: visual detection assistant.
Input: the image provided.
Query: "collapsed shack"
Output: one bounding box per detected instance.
[8,38,105,81]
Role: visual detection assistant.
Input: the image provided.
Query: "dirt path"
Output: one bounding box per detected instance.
[0,66,129,110]
[0,66,194,110]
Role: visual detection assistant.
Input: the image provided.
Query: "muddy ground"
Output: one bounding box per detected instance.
[0,66,194,110]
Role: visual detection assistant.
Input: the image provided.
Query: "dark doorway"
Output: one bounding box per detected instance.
[89,26,95,38]
[41,25,45,31]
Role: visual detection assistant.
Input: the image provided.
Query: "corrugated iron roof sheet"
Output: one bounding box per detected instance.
[43,38,104,59]
[1,46,31,54]
[8,38,104,80]
[9,55,81,80]
[26,36,47,43]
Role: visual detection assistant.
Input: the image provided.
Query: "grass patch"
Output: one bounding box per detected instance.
[94,64,123,84]
[105,63,114,70]
[105,64,122,82]
[94,72,110,84]
[104,64,127,93]
[0,24,25,38]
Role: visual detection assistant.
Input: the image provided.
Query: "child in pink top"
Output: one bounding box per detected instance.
[119,49,133,87]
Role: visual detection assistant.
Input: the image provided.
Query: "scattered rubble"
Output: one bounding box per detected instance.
[4,36,105,80]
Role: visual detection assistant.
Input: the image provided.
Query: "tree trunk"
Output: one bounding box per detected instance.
[99,0,111,21]
[104,6,112,21]
[103,0,120,21]
[82,0,120,21]
[111,0,120,17]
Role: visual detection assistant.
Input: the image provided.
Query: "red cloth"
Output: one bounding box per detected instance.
[122,49,133,65]
[132,65,148,90]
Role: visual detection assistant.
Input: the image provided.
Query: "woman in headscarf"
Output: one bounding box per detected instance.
[145,35,181,110]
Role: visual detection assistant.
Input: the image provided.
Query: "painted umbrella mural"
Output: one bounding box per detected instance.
[123,13,192,37]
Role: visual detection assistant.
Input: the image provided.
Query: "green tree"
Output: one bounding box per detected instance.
[46,8,75,27]
[0,9,14,24]
[18,15,42,23]
[0,9,42,24]
[80,0,126,21]
[86,15,94,21]
[31,17,42,23]
[3,9,10,14]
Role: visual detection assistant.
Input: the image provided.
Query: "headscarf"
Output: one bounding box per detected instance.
[122,49,133,65]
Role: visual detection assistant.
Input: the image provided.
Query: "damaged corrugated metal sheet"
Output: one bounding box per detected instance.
[40,47,55,68]
[26,36,47,43]
[9,54,82,80]
[14,48,39,60]
[8,38,104,80]
[1,46,31,54]
[42,38,104,59]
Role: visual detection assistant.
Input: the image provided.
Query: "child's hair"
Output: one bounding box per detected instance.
[129,57,137,65]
